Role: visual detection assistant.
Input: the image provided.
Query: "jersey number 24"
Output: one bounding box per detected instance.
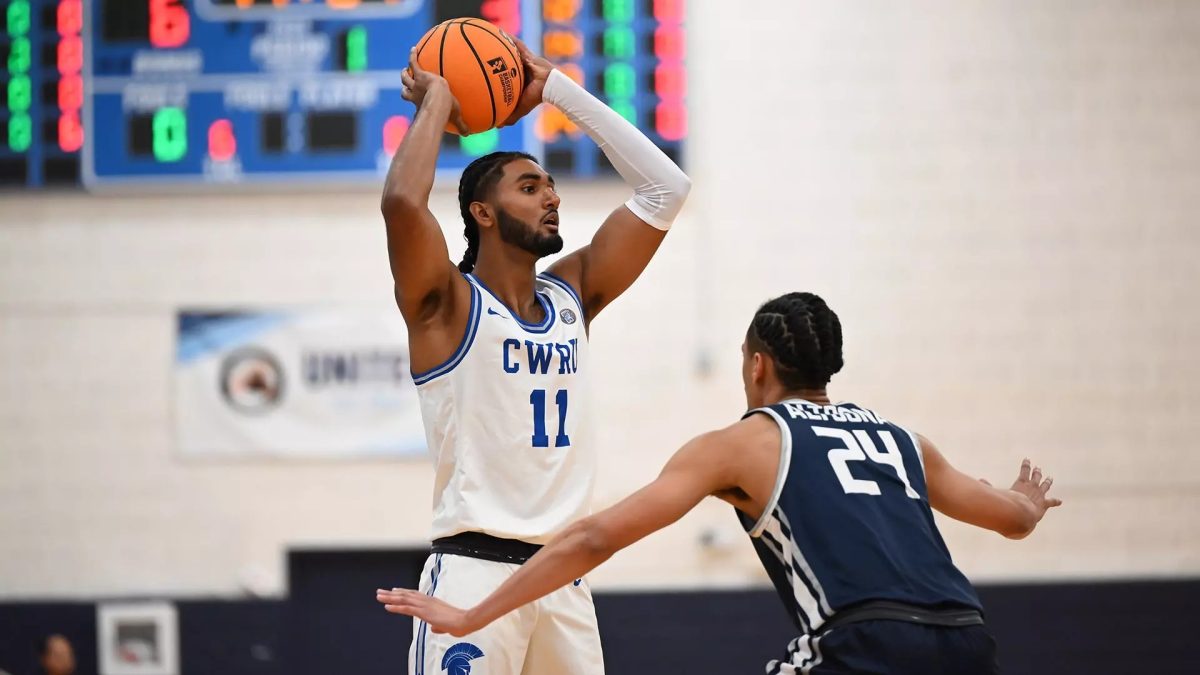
[812,427,919,499]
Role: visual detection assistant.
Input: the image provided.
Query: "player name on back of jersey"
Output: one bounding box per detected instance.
[781,401,890,425]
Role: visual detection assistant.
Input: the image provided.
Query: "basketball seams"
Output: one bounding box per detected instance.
[458,22,498,130]
[414,21,443,62]
[438,20,451,81]
[415,18,520,134]
[464,18,523,97]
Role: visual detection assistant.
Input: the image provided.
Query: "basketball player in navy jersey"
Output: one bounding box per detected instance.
[379,292,1063,674]
[383,34,690,675]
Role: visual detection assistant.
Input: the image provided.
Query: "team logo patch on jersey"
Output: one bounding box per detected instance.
[560,308,577,324]
[441,642,484,675]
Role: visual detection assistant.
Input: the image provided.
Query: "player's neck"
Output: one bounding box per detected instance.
[471,252,542,317]
[769,388,831,407]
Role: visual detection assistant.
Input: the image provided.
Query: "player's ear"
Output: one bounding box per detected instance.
[470,201,495,229]
[752,351,767,384]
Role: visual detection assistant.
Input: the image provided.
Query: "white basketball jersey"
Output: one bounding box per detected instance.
[414,272,593,545]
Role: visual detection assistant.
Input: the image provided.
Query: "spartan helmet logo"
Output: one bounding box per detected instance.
[441,642,485,675]
[487,56,507,75]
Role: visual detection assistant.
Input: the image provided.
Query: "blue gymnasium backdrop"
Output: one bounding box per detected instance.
[0,0,686,188]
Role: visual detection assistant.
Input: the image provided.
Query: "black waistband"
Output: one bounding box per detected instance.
[431,532,543,565]
[821,600,984,633]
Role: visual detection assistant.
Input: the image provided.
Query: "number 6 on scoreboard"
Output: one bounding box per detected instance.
[150,0,190,49]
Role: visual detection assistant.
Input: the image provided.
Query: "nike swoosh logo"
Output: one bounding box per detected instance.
[486,307,508,318]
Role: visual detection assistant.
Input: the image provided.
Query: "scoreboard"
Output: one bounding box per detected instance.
[1,0,85,186]
[0,0,685,189]
[537,0,684,176]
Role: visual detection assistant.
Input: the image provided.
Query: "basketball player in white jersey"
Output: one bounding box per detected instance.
[382,34,690,675]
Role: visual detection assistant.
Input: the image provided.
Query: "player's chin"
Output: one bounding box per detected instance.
[537,233,565,256]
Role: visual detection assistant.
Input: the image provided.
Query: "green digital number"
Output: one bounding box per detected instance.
[153,107,189,162]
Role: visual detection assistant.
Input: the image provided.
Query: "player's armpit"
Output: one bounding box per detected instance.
[545,205,667,323]
[918,434,1040,539]
[383,206,463,320]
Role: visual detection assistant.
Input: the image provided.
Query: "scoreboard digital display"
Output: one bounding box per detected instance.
[538,0,684,176]
[1,0,685,189]
[1,0,85,187]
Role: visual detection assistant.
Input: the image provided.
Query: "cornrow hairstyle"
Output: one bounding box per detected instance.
[456,150,538,273]
[746,292,844,389]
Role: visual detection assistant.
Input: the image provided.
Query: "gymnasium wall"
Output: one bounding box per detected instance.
[2,0,1199,602]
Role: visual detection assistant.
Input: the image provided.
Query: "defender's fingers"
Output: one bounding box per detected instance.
[1018,459,1032,482]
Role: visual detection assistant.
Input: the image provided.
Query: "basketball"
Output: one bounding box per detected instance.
[413,18,524,135]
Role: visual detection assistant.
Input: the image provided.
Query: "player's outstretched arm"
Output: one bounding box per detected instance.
[376,427,740,636]
[381,48,470,323]
[919,434,1063,540]
[501,37,691,323]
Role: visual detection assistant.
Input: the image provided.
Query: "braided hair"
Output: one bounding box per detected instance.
[746,292,844,389]
[456,150,538,273]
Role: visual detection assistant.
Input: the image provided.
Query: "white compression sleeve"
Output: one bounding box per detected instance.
[541,69,691,231]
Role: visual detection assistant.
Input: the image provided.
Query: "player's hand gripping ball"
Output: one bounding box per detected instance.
[410,18,525,136]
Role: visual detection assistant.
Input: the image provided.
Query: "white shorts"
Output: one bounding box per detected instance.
[408,553,605,675]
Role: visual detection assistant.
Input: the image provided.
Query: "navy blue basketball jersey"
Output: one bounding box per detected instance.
[738,399,981,638]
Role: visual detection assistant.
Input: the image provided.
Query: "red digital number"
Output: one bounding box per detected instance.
[208,119,237,162]
[655,101,686,141]
[652,0,684,22]
[149,0,191,49]
[382,115,409,156]
[654,26,685,60]
[58,75,83,111]
[57,0,83,36]
[654,65,685,98]
[57,36,83,76]
[59,112,84,152]
[482,0,521,36]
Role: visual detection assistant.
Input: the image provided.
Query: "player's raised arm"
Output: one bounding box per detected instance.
[918,434,1063,540]
[376,424,747,637]
[380,49,470,323]
[501,38,691,323]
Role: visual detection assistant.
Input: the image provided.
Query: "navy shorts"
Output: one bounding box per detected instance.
[769,620,1000,674]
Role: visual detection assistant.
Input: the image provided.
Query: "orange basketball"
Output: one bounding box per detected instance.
[413,18,524,136]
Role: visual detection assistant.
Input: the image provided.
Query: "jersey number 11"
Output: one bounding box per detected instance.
[530,389,570,448]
